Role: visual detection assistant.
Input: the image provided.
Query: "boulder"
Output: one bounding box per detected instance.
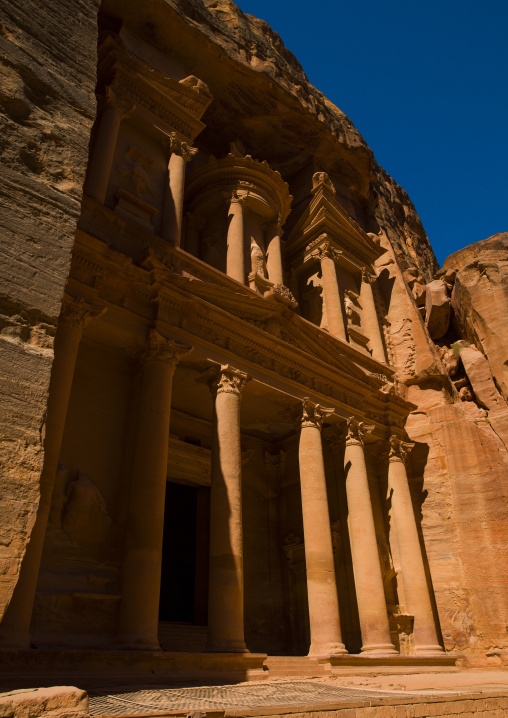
[0,687,88,718]
[425,279,451,339]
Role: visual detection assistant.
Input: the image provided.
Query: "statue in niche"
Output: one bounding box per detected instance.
[250,237,267,277]
[116,146,154,201]
[62,470,112,547]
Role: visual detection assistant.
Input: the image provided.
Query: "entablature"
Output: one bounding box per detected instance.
[97,35,211,143]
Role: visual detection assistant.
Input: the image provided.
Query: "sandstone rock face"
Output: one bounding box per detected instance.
[0,1,99,619]
[445,232,508,401]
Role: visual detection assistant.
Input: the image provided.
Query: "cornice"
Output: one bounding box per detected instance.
[70,230,415,434]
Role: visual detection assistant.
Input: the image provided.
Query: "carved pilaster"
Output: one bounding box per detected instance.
[301,397,334,430]
[388,435,415,464]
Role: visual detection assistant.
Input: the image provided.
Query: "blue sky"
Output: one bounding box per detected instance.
[236,0,507,265]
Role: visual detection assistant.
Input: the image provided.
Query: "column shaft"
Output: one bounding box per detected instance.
[0,298,92,647]
[117,332,190,649]
[361,272,387,363]
[162,152,186,245]
[226,197,246,284]
[320,255,347,342]
[207,366,249,652]
[84,101,122,203]
[299,400,346,656]
[266,224,284,285]
[344,420,396,653]
[388,438,443,653]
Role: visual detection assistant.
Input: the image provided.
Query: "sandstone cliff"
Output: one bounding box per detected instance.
[0,0,99,619]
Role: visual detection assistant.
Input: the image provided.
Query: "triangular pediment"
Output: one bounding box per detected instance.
[286,175,385,268]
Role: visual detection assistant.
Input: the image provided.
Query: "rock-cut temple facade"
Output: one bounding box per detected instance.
[1,0,507,682]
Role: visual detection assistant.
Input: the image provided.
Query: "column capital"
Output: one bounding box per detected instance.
[361,267,377,284]
[227,189,249,207]
[103,85,135,119]
[345,417,373,447]
[59,295,104,332]
[168,132,197,162]
[301,397,334,430]
[209,365,248,397]
[142,329,192,368]
[308,238,343,264]
[388,435,415,464]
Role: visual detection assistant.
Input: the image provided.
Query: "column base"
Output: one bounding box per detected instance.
[207,639,250,653]
[416,644,445,655]
[309,641,348,656]
[113,635,161,651]
[361,643,399,655]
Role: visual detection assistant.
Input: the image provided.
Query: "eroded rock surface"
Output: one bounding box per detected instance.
[445,232,508,400]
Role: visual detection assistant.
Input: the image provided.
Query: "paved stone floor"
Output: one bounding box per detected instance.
[89,681,433,716]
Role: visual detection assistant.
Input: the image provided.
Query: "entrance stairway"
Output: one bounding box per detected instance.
[158,622,208,652]
[264,656,330,678]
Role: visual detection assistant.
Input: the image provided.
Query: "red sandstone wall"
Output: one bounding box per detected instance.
[0,0,100,619]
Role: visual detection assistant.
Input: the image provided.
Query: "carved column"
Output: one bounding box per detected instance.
[117,331,191,650]
[360,269,387,363]
[299,399,347,656]
[0,297,101,648]
[84,87,132,203]
[265,221,284,286]
[207,366,249,652]
[226,193,246,284]
[344,418,397,654]
[388,436,443,654]
[161,133,197,246]
[315,242,347,342]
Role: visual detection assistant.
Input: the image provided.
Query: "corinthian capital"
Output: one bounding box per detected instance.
[345,417,373,446]
[210,365,249,397]
[143,329,192,367]
[388,435,414,464]
[300,397,334,430]
[59,295,104,332]
[169,132,198,162]
[309,238,342,264]
[361,267,376,284]
[103,85,135,118]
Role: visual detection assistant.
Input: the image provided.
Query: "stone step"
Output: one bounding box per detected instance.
[158,622,208,652]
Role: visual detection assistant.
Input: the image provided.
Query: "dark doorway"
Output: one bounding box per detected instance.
[159,482,210,624]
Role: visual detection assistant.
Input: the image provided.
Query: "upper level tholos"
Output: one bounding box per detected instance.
[82,30,389,366]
